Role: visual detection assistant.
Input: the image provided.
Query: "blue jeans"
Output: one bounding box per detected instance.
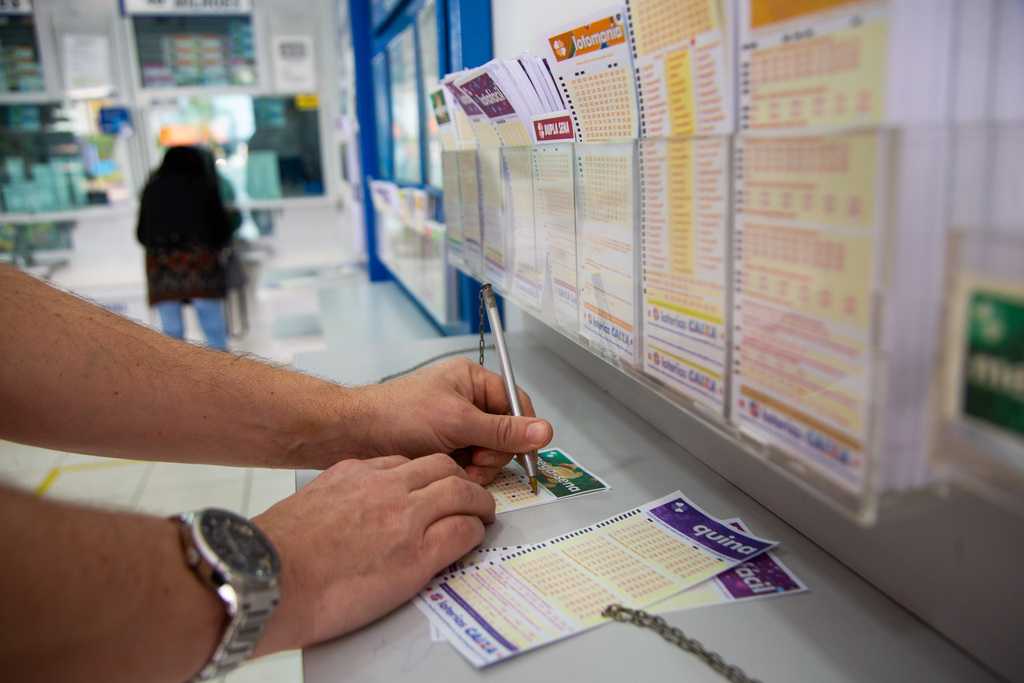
[154,299,228,350]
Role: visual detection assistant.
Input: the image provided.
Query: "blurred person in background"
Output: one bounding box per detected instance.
[137,145,234,350]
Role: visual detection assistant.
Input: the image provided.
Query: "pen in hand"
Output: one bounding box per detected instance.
[481,284,540,494]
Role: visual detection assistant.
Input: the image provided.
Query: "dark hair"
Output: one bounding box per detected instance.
[158,146,214,179]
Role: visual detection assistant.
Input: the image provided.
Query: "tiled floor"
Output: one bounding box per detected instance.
[0,255,439,682]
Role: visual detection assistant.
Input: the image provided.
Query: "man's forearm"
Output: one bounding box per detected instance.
[0,485,226,682]
[0,265,372,468]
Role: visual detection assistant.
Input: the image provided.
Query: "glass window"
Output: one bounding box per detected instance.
[370,0,401,30]
[133,15,256,89]
[0,15,44,93]
[147,95,324,200]
[387,26,421,185]
[417,0,442,189]
[372,53,391,179]
[0,101,129,213]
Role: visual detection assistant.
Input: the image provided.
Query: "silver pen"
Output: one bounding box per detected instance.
[481,284,539,494]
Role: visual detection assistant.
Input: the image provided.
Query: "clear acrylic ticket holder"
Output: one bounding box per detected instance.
[441,150,465,270]
[456,149,484,280]
[478,147,507,291]
[934,231,1024,516]
[440,127,975,523]
[573,140,640,370]
[531,142,580,338]
[501,145,543,315]
[930,121,1024,517]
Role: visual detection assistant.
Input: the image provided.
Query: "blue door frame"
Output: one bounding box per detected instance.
[349,0,496,335]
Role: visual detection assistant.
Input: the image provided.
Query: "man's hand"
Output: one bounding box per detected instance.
[361,357,554,484]
[252,453,495,653]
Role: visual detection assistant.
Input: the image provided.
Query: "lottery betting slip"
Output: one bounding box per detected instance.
[415,491,776,667]
[488,447,611,513]
[427,518,806,643]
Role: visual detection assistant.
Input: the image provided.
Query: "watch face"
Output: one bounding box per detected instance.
[199,509,281,583]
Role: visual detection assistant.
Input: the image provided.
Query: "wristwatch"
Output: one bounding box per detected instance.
[175,508,281,681]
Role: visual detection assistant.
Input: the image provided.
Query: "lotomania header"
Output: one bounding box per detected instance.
[548,15,627,62]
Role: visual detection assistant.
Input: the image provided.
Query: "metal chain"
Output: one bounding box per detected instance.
[478,286,486,366]
[601,605,761,683]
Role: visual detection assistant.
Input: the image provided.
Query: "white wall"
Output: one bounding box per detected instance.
[492,0,605,59]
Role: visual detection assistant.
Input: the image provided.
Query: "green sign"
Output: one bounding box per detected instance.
[962,289,1024,439]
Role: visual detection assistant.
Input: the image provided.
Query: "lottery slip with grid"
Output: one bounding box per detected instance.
[456,149,484,276]
[626,0,735,137]
[731,130,889,498]
[640,136,730,415]
[540,6,641,142]
[427,518,805,644]
[737,0,956,132]
[455,66,535,147]
[647,518,807,614]
[441,151,465,267]
[479,147,508,288]
[442,73,504,149]
[488,447,611,514]
[438,81,481,150]
[504,145,543,309]
[575,143,640,365]
[533,143,580,330]
[445,55,565,147]
[731,126,958,499]
[415,491,776,667]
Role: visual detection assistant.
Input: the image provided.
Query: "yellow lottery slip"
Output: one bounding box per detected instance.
[416,492,776,668]
[577,145,639,364]
[739,0,888,131]
[627,0,734,136]
[640,137,730,413]
[504,146,542,309]
[479,149,507,287]
[533,144,579,329]
[441,152,465,267]
[456,149,484,273]
[731,131,888,495]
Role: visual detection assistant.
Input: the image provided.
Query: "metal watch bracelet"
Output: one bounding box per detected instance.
[192,583,279,680]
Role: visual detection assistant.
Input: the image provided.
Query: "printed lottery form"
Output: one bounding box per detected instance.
[441,151,464,267]
[533,144,579,330]
[504,146,542,309]
[731,131,888,495]
[489,448,611,514]
[445,89,481,150]
[479,148,508,288]
[443,77,503,148]
[627,0,734,136]
[738,0,888,131]
[641,137,729,413]
[576,144,638,364]
[649,519,807,613]
[541,7,640,142]
[456,68,534,147]
[432,519,804,643]
[416,491,776,667]
[456,149,484,276]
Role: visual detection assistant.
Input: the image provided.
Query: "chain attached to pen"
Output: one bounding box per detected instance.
[601,605,761,683]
